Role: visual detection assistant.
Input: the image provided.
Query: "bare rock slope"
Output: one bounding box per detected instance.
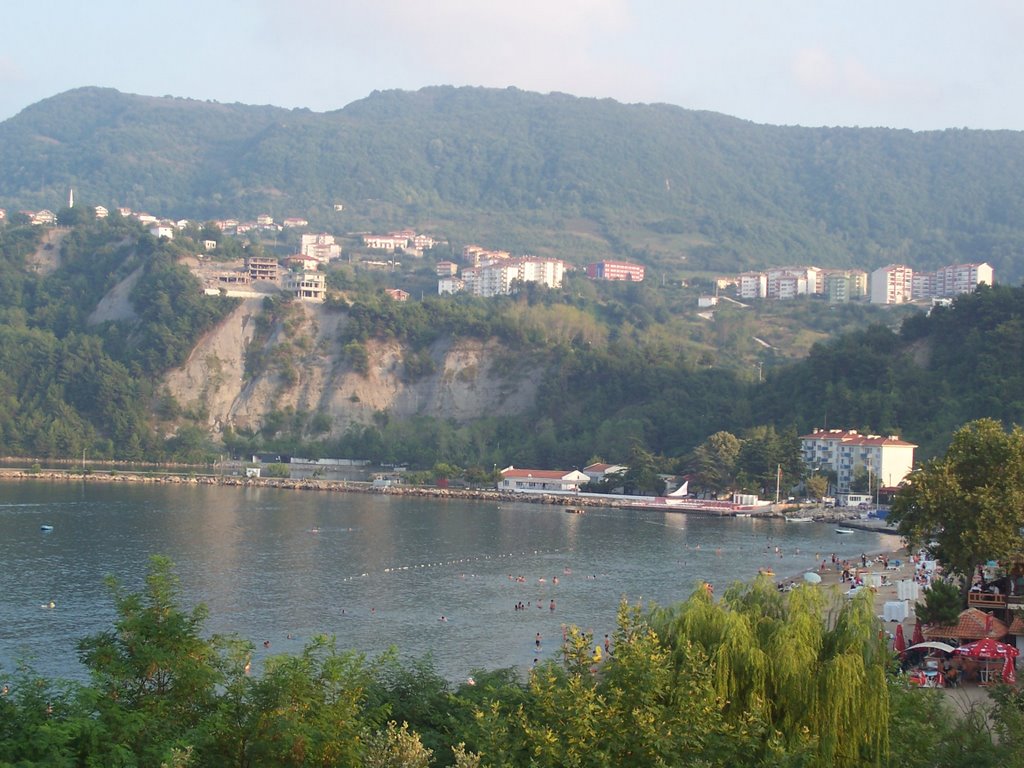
[162,300,543,437]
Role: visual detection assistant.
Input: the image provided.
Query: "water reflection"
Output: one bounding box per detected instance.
[0,481,892,682]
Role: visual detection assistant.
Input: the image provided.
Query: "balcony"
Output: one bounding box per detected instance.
[967,591,1007,609]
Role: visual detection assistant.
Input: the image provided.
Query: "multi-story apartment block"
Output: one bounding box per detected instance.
[823,270,868,302]
[737,271,767,299]
[914,262,994,299]
[283,271,326,302]
[586,260,645,281]
[800,428,917,493]
[455,257,565,297]
[435,261,458,277]
[246,256,279,282]
[869,264,914,304]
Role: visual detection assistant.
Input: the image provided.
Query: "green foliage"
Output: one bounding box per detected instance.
[6,86,1024,284]
[915,579,964,626]
[890,418,1024,591]
[2,557,1020,766]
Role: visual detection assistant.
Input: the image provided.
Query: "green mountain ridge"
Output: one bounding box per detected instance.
[3,86,1024,281]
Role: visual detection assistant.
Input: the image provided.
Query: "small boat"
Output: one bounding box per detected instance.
[566,508,586,515]
[785,516,813,523]
[835,527,855,534]
[734,512,752,518]
[40,524,54,532]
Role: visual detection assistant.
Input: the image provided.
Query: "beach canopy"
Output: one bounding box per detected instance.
[906,641,956,654]
[1004,656,1017,684]
[911,619,924,646]
[893,624,906,655]
[953,637,1019,660]
[803,571,822,584]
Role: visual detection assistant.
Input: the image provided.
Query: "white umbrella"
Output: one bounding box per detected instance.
[803,571,822,584]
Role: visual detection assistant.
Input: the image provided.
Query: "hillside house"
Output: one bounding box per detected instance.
[283,271,326,302]
[246,256,279,282]
[385,288,410,302]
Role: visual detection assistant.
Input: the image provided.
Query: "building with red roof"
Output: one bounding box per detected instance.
[800,428,916,494]
[499,467,590,494]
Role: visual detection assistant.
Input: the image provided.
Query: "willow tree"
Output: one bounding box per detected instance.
[648,579,890,767]
[890,418,1024,596]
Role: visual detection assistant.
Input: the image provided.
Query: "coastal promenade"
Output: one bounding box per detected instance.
[0,467,890,524]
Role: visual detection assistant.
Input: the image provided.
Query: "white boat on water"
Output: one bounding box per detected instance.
[835,527,855,534]
[785,515,813,523]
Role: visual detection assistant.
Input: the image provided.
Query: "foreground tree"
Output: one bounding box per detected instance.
[890,418,1024,597]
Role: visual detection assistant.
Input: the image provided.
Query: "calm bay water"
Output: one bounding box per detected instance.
[0,481,892,682]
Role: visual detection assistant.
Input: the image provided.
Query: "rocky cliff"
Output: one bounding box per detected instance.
[161,299,543,438]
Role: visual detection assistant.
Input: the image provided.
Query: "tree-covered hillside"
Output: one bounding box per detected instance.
[1,215,1023,472]
[3,86,1024,281]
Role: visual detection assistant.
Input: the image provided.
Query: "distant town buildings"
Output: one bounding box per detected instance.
[586,260,645,282]
[732,262,990,305]
[459,256,566,297]
[800,428,917,494]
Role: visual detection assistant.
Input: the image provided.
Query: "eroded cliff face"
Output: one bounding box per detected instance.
[162,299,543,437]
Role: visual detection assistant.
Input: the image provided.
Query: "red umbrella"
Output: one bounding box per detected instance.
[954,637,1020,660]
[894,623,907,655]
[911,619,924,646]
[1003,656,1017,685]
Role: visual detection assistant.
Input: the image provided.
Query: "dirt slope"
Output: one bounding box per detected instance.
[162,300,543,437]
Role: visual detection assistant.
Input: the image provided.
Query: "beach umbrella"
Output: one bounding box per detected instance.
[803,571,822,584]
[894,624,906,655]
[911,619,924,646]
[954,637,1020,660]
[1003,656,1017,685]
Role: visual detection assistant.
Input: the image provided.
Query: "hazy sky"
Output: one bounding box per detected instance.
[2,1,1022,130]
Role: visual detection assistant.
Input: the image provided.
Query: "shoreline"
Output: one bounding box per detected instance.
[0,468,904,528]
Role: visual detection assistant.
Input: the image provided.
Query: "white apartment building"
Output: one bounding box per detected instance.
[460,257,565,298]
[870,264,914,304]
[800,428,917,493]
[909,262,993,301]
[738,272,767,299]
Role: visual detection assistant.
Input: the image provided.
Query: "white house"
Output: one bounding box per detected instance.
[498,467,590,494]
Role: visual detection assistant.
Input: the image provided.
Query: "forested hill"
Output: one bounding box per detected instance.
[4,86,1024,281]
[754,284,1024,459]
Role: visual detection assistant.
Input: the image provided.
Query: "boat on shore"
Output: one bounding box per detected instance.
[785,515,813,523]
[835,527,855,534]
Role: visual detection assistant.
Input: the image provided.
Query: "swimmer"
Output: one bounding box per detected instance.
[536,632,542,649]
[439,615,448,622]
[549,599,555,611]
[263,640,270,649]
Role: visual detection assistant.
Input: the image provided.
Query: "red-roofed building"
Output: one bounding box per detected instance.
[586,260,645,282]
[800,428,916,494]
[499,467,590,494]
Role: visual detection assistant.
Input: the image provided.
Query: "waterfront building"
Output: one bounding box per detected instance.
[800,428,916,494]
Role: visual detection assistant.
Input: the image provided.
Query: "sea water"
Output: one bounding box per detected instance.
[0,480,891,682]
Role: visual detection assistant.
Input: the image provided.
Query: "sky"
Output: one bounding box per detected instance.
[2,1,1023,131]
